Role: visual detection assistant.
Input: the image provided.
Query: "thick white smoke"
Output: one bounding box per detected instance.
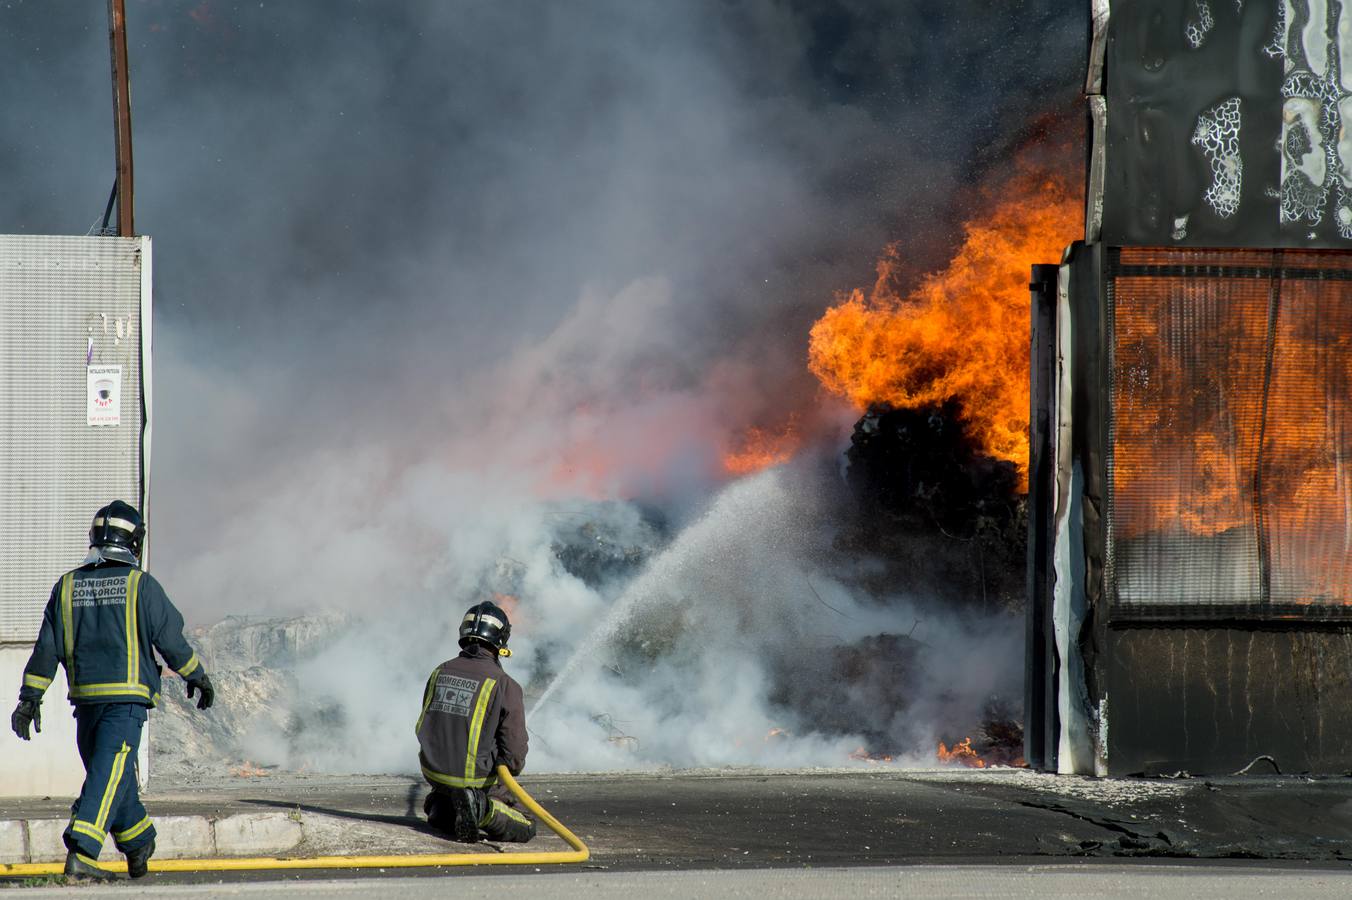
[153,276,1025,774]
[524,467,1025,771]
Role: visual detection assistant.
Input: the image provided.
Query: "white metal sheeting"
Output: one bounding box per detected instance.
[0,234,150,644]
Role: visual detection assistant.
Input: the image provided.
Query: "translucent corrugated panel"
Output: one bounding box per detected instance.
[0,235,146,642]
[1108,248,1352,618]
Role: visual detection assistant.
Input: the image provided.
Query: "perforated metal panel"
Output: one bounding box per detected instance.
[1107,246,1352,619]
[0,235,150,642]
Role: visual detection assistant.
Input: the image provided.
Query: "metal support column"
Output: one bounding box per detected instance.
[1025,262,1061,771]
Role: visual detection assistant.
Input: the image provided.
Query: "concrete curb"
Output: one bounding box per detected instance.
[0,811,312,864]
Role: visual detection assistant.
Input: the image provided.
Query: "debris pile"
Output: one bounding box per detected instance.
[150,613,349,780]
[841,402,1026,613]
[546,501,666,588]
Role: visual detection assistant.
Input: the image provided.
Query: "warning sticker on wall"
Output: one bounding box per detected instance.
[87,365,122,426]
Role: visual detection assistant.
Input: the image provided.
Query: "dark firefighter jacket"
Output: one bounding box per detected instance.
[18,562,203,708]
[416,643,528,790]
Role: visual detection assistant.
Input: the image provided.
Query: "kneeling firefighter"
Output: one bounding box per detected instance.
[416,600,536,843]
[9,501,215,881]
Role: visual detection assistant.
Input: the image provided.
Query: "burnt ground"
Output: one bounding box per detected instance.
[4,768,1352,886]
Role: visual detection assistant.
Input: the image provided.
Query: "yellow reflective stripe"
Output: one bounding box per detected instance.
[114,815,153,843]
[23,673,52,690]
[151,692,161,708]
[60,573,74,663]
[177,652,200,678]
[420,765,491,789]
[464,677,497,781]
[95,742,131,832]
[489,798,532,827]
[69,682,152,699]
[126,570,142,686]
[414,668,439,734]
[71,820,105,844]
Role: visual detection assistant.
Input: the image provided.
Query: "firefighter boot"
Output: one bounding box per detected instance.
[64,851,116,882]
[447,788,482,843]
[424,789,482,843]
[125,838,155,878]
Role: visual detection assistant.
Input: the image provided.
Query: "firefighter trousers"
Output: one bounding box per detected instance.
[63,703,156,860]
[424,786,536,843]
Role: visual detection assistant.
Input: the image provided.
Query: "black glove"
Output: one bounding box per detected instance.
[186,673,215,710]
[11,700,40,740]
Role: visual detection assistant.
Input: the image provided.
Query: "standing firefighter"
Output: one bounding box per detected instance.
[416,600,535,843]
[8,501,215,881]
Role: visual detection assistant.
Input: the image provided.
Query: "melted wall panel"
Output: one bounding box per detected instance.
[1101,1,1352,247]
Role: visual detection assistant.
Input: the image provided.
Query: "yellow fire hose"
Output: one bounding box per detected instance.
[0,766,588,877]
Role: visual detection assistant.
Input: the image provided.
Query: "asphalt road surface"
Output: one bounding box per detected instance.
[8,864,1352,898]
[4,768,1352,894]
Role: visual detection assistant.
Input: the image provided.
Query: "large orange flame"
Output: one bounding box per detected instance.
[808,160,1081,485]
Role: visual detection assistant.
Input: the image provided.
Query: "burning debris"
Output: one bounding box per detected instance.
[936,709,1026,769]
[516,149,1082,770]
[936,737,985,767]
[804,147,1081,622]
[846,403,1021,536]
[808,159,1083,484]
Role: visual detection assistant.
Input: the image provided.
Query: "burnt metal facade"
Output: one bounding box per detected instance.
[1027,1,1352,775]
[1101,1,1352,248]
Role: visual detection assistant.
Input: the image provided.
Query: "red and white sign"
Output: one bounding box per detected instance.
[87,365,122,427]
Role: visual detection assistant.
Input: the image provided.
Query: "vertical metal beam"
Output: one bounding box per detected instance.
[1025,263,1061,771]
[108,0,135,237]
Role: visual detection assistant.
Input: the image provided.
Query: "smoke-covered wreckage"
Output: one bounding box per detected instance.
[153,613,351,779]
[154,410,1027,774]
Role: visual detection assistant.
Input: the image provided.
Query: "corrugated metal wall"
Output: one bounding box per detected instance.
[0,234,149,643]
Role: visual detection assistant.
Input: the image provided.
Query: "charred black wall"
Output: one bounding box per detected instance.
[1102,1,1283,246]
[1101,1,1352,248]
[1106,626,1352,775]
